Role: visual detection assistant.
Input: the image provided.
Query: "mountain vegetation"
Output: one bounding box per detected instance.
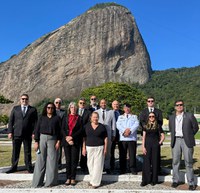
[136,65,200,117]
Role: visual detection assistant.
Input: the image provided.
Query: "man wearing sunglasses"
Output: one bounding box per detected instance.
[6,94,38,173]
[169,100,199,191]
[87,95,100,113]
[54,98,66,170]
[78,98,91,172]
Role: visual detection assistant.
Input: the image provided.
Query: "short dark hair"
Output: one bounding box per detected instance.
[42,102,56,116]
[123,103,131,108]
[174,100,184,106]
[21,93,29,99]
[79,98,86,102]
[147,96,155,101]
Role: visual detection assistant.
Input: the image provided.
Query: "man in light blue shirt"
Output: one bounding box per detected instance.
[117,103,139,174]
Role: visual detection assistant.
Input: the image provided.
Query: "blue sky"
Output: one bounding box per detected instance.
[0,0,199,70]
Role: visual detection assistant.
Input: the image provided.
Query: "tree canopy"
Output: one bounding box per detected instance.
[81,82,146,115]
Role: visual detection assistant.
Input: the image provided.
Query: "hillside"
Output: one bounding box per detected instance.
[137,65,200,117]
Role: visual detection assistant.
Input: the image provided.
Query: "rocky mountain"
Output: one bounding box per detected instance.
[0,3,151,112]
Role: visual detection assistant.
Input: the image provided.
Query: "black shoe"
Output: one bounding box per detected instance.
[131,171,138,175]
[140,182,147,187]
[105,169,111,174]
[189,185,196,191]
[151,182,156,186]
[171,182,179,188]
[6,167,17,174]
[58,164,62,170]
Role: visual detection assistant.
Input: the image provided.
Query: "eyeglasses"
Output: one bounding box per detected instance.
[55,102,61,104]
[149,116,155,118]
[91,98,96,101]
[175,104,183,107]
[47,106,54,109]
[79,102,85,105]
[21,98,28,101]
[147,100,154,103]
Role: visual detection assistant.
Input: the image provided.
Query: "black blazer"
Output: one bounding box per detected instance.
[87,104,100,113]
[139,107,163,129]
[80,109,91,126]
[8,105,38,138]
[64,115,83,146]
[169,112,199,148]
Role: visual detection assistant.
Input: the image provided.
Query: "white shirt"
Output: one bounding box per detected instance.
[175,112,184,137]
[21,105,28,114]
[101,108,106,119]
[148,107,154,112]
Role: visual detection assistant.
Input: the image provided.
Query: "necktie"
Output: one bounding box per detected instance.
[102,110,105,121]
[126,114,128,118]
[80,109,83,116]
[22,106,26,117]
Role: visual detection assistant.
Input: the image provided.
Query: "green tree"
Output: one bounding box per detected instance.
[80,82,147,115]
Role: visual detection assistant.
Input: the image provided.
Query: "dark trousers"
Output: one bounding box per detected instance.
[11,137,32,170]
[110,139,118,170]
[80,148,87,170]
[64,144,80,180]
[142,138,159,184]
[118,141,137,173]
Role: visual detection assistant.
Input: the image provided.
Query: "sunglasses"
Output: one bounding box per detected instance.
[149,116,155,118]
[21,98,28,101]
[175,104,183,107]
[47,106,54,109]
[79,102,85,105]
[55,102,61,104]
[91,98,96,101]
[147,100,154,103]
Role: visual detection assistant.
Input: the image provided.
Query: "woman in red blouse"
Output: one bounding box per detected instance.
[64,102,82,186]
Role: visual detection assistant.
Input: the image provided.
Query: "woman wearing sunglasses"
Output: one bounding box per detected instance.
[32,102,61,188]
[141,112,165,187]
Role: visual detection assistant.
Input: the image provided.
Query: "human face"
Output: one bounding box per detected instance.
[54,99,61,109]
[100,100,106,109]
[148,113,155,122]
[175,102,184,114]
[112,101,119,110]
[47,105,54,115]
[90,96,97,105]
[123,106,131,114]
[20,95,29,106]
[70,105,77,115]
[78,100,86,109]
[91,113,99,124]
[147,98,154,108]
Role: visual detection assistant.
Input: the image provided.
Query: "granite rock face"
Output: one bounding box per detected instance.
[0,3,151,110]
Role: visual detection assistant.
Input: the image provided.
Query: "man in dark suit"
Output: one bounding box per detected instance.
[87,95,100,113]
[54,98,66,169]
[6,94,38,173]
[139,97,163,130]
[77,98,91,172]
[169,100,199,191]
[110,100,123,171]
[139,96,163,174]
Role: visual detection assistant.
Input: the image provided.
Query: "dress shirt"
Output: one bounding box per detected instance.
[148,107,154,112]
[116,114,139,141]
[175,112,184,137]
[101,108,106,119]
[21,105,28,114]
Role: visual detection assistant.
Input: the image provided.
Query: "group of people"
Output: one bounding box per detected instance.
[6,94,199,190]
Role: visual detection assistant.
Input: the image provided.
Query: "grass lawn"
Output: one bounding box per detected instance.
[137,145,200,175]
[0,144,36,168]
[195,131,200,140]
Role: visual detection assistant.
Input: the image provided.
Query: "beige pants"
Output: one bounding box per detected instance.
[86,145,104,186]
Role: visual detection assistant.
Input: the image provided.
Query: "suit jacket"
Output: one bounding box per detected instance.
[87,104,100,113]
[139,107,163,129]
[63,115,83,146]
[8,105,38,138]
[169,112,199,148]
[95,108,116,138]
[77,108,91,126]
